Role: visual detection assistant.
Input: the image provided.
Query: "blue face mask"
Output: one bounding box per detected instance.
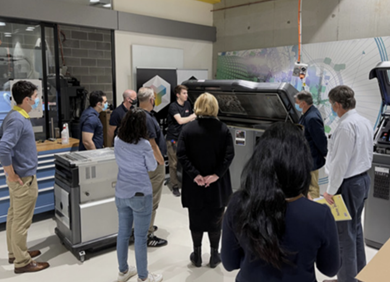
[31,97,40,110]
[295,103,302,112]
[330,102,338,117]
[103,102,108,111]
[331,107,337,117]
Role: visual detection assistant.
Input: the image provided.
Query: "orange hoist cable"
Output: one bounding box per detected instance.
[298,0,302,63]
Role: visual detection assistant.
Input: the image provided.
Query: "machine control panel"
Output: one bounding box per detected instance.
[373,166,390,200]
[377,118,390,144]
[375,116,390,154]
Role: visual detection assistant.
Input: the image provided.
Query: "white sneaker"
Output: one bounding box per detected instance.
[137,273,163,282]
[118,266,137,282]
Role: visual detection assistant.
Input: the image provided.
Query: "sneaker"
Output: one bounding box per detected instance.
[172,188,181,197]
[118,266,137,282]
[147,234,168,247]
[137,273,163,282]
[130,227,157,243]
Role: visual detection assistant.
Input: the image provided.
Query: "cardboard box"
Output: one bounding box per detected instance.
[99,110,113,148]
[356,238,390,282]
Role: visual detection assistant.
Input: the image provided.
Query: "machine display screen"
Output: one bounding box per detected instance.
[188,91,288,120]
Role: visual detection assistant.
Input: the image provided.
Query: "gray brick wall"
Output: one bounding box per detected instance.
[58,25,113,104]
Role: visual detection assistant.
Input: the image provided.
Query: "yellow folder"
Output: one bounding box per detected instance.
[314,195,352,221]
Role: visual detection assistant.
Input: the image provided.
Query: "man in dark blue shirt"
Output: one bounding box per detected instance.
[79,90,107,151]
[138,87,168,248]
[295,91,328,199]
[166,85,196,197]
[108,89,137,145]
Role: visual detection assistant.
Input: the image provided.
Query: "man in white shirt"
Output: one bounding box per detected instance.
[323,85,373,282]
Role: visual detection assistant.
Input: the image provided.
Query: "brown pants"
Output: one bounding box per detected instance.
[309,170,320,199]
[6,175,38,268]
[166,140,181,189]
[148,164,165,235]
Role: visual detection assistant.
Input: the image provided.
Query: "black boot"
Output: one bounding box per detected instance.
[190,246,202,267]
[209,248,221,268]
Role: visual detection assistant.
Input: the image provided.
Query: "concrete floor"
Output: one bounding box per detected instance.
[0,186,379,282]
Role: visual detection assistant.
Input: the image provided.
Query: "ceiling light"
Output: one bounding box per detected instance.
[0,22,5,26]
[26,27,35,31]
[90,0,99,2]
[103,3,111,7]
[5,34,11,37]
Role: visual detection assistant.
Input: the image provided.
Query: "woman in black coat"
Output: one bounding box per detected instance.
[177,92,234,269]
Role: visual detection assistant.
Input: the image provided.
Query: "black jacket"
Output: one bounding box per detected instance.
[177,118,234,209]
[222,195,340,281]
[299,106,328,171]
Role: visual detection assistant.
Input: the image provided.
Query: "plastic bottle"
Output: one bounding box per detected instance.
[61,123,69,145]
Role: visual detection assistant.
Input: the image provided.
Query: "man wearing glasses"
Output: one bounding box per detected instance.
[138,87,168,247]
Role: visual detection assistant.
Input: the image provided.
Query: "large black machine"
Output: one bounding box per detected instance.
[182,80,300,191]
[364,62,390,249]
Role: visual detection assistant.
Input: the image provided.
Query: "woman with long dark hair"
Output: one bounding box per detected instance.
[221,122,340,281]
[177,93,234,268]
[114,108,162,282]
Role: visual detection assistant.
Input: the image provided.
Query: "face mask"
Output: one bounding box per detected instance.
[331,107,337,117]
[31,97,40,110]
[102,102,108,111]
[129,98,138,105]
[295,103,302,112]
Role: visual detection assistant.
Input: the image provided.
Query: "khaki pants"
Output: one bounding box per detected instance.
[148,164,165,235]
[309,170,320,199]
[166,140,181,189]
[6,175,38,268]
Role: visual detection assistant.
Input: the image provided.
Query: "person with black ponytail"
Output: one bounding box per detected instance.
[221,122,340,281]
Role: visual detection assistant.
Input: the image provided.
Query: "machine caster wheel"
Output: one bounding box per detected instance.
[79,251,86,262]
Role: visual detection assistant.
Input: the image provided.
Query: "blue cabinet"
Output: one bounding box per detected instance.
[0,146,78,223]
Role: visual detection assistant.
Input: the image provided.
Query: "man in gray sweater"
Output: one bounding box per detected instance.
[0,81,50,274]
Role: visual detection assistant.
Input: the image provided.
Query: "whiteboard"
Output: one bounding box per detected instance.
[131,45,184,89]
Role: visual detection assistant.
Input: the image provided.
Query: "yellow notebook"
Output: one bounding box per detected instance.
[314,195,352,221]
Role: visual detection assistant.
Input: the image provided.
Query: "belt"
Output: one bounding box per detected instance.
[344,171,368,181]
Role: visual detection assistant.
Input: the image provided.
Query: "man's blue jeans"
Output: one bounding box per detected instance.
[336,172,370,282]
[116,194,152,280]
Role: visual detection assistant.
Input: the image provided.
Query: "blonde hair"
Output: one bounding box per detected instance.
[194,92,219,117]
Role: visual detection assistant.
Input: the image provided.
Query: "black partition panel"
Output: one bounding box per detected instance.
[136,68,178,135]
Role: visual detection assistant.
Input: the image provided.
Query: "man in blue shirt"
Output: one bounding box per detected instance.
[107,89,137,145]
[295,91,328,199]
[138,87,168,248]
[79,90,107,151]
[0,81,50,273]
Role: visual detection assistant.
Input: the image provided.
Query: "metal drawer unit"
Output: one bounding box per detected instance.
[0,147,77,224]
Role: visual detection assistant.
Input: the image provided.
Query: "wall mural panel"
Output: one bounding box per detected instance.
[217,36,388,190]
